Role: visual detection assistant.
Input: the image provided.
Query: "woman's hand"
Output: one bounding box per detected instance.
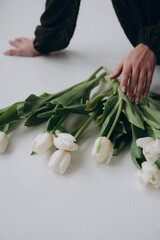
[4,37,40,57]
[110,43,157,103]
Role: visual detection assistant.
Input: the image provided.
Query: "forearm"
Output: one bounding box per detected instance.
[34,0,81,54]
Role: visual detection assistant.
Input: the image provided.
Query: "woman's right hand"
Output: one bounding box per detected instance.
[4,37,41,57]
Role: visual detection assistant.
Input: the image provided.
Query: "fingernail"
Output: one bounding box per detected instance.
[122,86,126,92]
[108,75,112,79]
[135,97,139,104]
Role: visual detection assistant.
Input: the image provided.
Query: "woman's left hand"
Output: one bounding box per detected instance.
[110,43,157,103]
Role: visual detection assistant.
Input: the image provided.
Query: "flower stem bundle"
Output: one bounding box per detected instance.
[1,66,160,187]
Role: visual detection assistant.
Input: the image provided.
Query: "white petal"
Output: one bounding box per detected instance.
[31,133,43,147]
[136,137,153,148]
[48,150,71,174]
[56,133,76,142]
[48,150,64,173]
[54,133,78,151]
[92,137,113,164]
[143,148,158,163]
[31,132,53,154]
[151,139,160,157]
[152,179,160,188]
[137,170,149,185]
[140,138,160,163]
[141,161,158,174]
[106,145,113,165]
[59,152,71,174]
[0,132,9,153]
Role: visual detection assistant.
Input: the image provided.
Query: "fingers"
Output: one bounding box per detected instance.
[126,68,139,102]
[134,70,146,104]
[109,62,123,79]
[14,37,28,42]
[4,49,21,56]
[9,40,21,48]
[143,70,153,97]
[120,65,132,93]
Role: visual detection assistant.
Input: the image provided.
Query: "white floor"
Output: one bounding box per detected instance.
[1,0,160,240]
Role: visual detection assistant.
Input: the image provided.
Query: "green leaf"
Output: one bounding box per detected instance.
[147,92,160,110]
[120,92,144,129]
[116,113,131,134]
[0,106,10,117]
[17,103,25,118]
[114,120,127,134]
[145,125,156,139]
[112,132,130,155]
[24,106,51,127]
[147,91,160,100]
[139,96,149,106]
[140,104,160,129]
[96,95,119,125]
[145,125,160,139]
[152,128,160,139]
[46,115,67,132]
[51,73,106,106]
[0,102,25,127]
[86,95,105,111]
[100,99,119,136]
[130,125,146,169]
[22,70,102,117]
[38,104,91,118]
[0,123,10,133]
[86,83,117,111]
[156,158,160,168]
[22,68,106,116]
[23,93,54,117]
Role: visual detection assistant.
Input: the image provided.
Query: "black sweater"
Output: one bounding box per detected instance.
[34,0,160,64]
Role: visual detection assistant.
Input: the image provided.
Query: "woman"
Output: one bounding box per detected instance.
[4,0,160,103]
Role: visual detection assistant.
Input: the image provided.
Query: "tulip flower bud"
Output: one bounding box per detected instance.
[0,131,9,153]
[31,132,54,154]
[138,161,160,188]
[136,137,160,163]
[48,149,71,174]
[92,137,113,164]
[54,133,78,151]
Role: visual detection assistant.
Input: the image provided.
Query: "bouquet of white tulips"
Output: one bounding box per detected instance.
[0,66,160,188]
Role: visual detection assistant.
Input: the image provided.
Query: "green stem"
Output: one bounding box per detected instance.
[87,66,103,81]
[44,68,104,104]
[103,66,111,76]
[107,97,122,139]
[74,111,98,141]
[54,104,59,112]
[51,114,69,134]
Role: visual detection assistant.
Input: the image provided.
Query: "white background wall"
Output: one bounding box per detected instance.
[0,1,160,240]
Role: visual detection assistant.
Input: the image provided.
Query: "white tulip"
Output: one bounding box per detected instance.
[136,137,160,163]
[54,133,78,151]
[48,149,71,174]
[92,137,113,164]
[31,132,54,154]
[138,161,160,188]
[0,131,9,153]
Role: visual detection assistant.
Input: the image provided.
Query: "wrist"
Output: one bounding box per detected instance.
[138,43,157,64]
[32,39,41,56]
[32,47,41,56]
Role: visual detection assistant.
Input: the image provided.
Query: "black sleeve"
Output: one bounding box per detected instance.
[33,0,81,54]
[137,23,160,64]
[111,0,160,65]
